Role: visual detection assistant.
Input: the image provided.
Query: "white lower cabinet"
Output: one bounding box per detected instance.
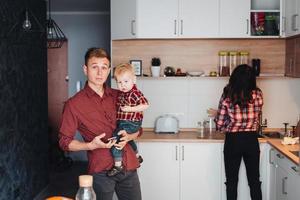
[138,142,299,200]
[274,150,300,200]
[138,142,222,200]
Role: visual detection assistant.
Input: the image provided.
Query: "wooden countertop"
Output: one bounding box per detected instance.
[138,131,299,164]
[267,139,299,165]
[138,130,267,143]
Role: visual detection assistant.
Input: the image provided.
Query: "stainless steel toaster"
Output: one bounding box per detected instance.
[154,114,179,134]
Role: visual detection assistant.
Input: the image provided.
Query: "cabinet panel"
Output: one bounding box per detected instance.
[138,142,180,200]
[295,37,300,77]
[284,0,299,37]
[111,0,136,39]
[178,0,219,37]
[137,0,178,38]
[275,166,288,200]
[220,0,250,37]
[285,38,296,76]
[180,143,222,200]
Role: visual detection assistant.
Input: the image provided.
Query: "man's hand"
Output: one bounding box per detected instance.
[87,133,116,150]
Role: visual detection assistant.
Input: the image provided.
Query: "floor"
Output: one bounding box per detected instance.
[34,161,88,200]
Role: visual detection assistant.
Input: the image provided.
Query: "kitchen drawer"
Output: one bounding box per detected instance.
[275,151,299,176]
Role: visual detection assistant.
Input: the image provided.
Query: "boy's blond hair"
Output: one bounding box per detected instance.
[114,63,136,80]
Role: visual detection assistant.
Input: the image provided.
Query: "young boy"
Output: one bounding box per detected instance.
[107,63,149,177]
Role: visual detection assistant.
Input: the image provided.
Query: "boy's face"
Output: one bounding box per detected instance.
[116,72,135,92]
[83,57,110,88]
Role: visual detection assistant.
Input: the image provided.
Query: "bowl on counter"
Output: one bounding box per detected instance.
[187,71,204,77]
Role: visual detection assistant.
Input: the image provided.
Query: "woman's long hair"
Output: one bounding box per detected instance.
[223,64,258,108]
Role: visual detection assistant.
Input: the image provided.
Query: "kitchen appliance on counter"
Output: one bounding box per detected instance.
[154,114,179,134]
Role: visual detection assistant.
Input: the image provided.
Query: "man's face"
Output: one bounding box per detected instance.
[83,57,110,88]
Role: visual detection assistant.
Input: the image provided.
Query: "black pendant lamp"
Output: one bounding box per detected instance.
[46,0,67,48]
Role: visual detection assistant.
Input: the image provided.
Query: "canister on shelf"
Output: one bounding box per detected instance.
[218,51,229,76]
[229,51,238,75]
[239,51,250,65]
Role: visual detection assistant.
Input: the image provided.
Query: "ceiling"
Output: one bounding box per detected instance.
[50,0,110,12]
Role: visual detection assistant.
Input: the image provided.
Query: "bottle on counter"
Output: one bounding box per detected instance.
[197,121,205,138]
[76,175,96,200]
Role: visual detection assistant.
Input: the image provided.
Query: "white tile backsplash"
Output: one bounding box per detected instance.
[112,77,300,128]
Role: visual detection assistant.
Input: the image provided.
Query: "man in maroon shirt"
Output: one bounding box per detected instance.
[59,48,141,200]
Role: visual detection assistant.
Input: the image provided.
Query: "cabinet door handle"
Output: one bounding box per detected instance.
[174,20,177,35]
[282,17,286,33]
[292,14,299,31]
[175,145,178,160]
[282,177,288,195]
[269,148,274,164]
[291,166,299,172]
[180,20,183,35]
[246,19,249,34]
[182,145,184,161]
[131,20,136,35]
[276,153,284,159]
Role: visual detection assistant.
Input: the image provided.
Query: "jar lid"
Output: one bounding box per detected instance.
[239,51,249,55]
[218,51,228,56]
[79,175,93,187]
[229,51,238,56]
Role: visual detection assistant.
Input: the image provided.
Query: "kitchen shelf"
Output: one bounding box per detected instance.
[137,74,286,80]
[250,10,280,12]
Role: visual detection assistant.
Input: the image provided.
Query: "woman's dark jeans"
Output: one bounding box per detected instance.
[111,120,142,161]
[224,132,262,200]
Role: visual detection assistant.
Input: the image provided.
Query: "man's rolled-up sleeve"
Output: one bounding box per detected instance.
[59,100,78,151]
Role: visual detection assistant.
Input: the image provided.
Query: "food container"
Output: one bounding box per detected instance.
[229,51,238,75]
[218,51,229,76]
[239,51,250,65]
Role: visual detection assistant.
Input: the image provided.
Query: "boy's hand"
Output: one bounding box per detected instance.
[114,130,129,150]
[121,106,132,112]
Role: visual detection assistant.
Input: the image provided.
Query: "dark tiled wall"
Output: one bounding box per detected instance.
[0,0,48,199]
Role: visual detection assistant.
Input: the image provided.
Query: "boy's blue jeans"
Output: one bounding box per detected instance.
[111,120,142,162]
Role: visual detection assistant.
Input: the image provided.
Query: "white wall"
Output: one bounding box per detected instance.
[52,12,111,96]
[112,77,300,129]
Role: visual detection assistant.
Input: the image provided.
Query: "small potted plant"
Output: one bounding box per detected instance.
[151,57,161,77]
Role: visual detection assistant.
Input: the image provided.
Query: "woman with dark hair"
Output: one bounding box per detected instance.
[208,64,263,200]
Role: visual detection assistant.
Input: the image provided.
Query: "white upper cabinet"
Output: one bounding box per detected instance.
[220,0,251,38]
[111,0,219,39]
[111,0,137,39]
[136,0,178,38]
[283,0,300,37]
[111,0,287,39]
[135,0,219,38]
[178,0,219,38]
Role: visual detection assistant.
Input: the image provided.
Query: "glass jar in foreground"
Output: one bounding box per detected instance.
[218,51,229,76]
[229,51,238,75]
[239,51,250,65]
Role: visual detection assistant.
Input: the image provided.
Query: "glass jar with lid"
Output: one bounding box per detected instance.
[239,51,249,65]
[218,51,229,76]
[229,51,238,75]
